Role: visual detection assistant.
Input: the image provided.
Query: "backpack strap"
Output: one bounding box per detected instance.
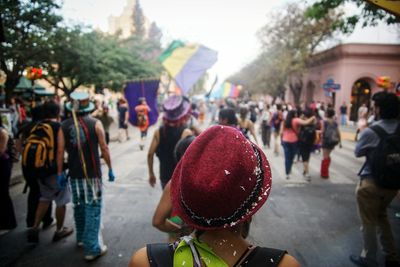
[244,246,287,266]
[146,243,174,267]
[369,124,388,139]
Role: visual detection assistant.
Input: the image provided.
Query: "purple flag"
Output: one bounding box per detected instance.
[124,80,159,127]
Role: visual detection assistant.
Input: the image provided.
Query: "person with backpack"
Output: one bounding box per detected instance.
[281,110,316,180]
[320,108,341,179]
[58,92,115,261]
[350,92,400,267]
[298,108,317,181]
[130,125,300,267]
[135,97,150,150]
[18,104,54,229]
[26,101,73,243]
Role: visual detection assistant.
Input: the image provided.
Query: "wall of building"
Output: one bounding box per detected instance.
[285,44,400,121]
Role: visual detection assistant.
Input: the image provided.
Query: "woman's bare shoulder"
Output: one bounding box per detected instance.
[128,247,150,267]
[278,253,301,267]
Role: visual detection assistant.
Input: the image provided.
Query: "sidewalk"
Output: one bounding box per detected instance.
[340,124,357,141]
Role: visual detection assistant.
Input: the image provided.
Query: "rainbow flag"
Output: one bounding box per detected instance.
[210,82,242,99]
[159,40,218,94]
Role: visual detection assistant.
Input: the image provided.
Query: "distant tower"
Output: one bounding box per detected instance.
[108,0,150,39]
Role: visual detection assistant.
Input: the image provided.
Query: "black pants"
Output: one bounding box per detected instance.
[105,132,110,145]
[261,123,271,147]
[0,158,17,230]
[24,171,53,228]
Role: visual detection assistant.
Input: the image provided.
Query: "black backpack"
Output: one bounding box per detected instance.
[323,121,340,147]
[367,124,400,189]
[299,125,316,146]
[22,121,58,179]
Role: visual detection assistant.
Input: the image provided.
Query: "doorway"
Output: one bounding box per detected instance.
[350,79,371,122]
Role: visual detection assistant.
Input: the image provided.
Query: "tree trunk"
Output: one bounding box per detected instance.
[289,75,303,106]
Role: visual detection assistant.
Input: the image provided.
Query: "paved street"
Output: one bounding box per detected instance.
[1,123,399,267]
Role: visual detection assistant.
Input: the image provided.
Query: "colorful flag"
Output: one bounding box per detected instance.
[210,82,242,99]
[124,80,159,127]
[159,40,218,94]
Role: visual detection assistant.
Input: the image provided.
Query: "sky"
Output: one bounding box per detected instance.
[61,0,399,83]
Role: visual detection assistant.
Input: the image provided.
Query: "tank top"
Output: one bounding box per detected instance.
[146,243,287,267]
[156,125,185,184]
[62,115,101,179]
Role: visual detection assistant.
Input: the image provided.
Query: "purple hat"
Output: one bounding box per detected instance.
[162,95,191,125]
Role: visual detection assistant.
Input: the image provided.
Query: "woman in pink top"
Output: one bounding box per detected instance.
[280,110,315,180]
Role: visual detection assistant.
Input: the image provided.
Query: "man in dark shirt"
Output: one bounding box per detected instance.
[58,92,115,261]
[350,92,400,267]
[147,95,192,189]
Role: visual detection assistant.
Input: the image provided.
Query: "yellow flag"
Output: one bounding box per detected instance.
[365,0,400,16]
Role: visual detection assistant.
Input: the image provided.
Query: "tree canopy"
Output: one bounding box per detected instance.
[306,0,399,34]
[229,3,341,103]
[0,0,163,101]
[0,0,62,100]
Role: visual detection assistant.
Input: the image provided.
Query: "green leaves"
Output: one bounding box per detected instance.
[229,3,342,102]
[1,0,162,98]
[306,0,398,34]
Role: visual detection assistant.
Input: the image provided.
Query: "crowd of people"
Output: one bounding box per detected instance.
[0,90,399,266]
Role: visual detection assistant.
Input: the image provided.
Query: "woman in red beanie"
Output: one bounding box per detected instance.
[130,125,300,267]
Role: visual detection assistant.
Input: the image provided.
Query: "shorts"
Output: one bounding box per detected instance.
[39,175,71,206]
[299,144,312,162]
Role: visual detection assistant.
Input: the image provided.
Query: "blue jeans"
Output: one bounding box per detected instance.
[70,179,103,256]
[340,114,347,126]
[281,141,298,175]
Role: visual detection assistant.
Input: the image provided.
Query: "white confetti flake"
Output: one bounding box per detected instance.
[270,258,274,262]
[224,170,230,175]
[240,186,245,191]
[233,250,237,256]
[182,260,186,266]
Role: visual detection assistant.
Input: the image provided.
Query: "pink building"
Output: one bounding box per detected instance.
[285,43,400,122]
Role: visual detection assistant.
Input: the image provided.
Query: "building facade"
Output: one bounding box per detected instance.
[285,43,400,121]
[108,0,150,39]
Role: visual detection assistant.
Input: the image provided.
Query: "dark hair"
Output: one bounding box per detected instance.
[303,108,313,118]
[373,92,400,119]
[284,110,297,129]
[174,135,196,163]
[218,108,237,126]
[31,104,44,122]
[276,104,282,111]
[326,108,335,118]
[239,106,248,119]
[42,100,60,119]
